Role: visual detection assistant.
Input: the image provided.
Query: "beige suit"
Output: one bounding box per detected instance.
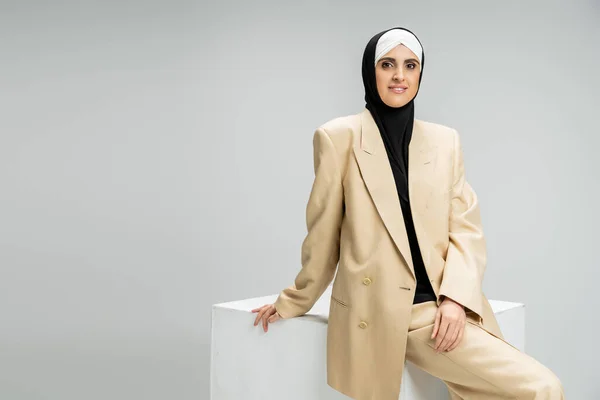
[274,109,563,400]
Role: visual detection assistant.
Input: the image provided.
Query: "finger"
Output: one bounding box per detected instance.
[253,310,262,326]
[254,312,260,326]
[254,308,266,326]
[448,322,465,352]
[262,313,269,332]
[439,323,456,352]
[434,319,449,350]
[264,308,276,331]
[431,308,442,339]
[268,313,280,323]
[450,318,467,349]
[265,308,279,330]
[445,324,460,352]
[448,325,464,352]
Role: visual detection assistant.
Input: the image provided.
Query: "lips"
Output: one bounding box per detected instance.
[389,86,407,94]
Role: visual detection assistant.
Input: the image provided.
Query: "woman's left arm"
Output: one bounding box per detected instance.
[437,129,487,320]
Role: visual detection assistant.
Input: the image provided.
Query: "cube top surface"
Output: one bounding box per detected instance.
[213,287,523,320]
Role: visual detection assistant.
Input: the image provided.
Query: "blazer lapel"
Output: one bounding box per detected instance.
[353,109,437,278]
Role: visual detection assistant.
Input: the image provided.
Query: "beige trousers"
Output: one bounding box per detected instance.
[406,301,564,399]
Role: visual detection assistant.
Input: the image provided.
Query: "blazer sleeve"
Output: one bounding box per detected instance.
[273,127,344,319]
[437,129,486,319]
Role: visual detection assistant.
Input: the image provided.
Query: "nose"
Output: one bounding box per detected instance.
[393,67,405,81]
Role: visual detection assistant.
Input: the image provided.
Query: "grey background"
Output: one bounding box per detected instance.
[1,0,598,399]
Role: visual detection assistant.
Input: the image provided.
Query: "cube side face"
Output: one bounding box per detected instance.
[402,362,450,400]
[495,306,526,352]
[210,306,343,399]
[211,307,269,399]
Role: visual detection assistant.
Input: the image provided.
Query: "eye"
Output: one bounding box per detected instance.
[407,63,417,69]
[382,61,393,68]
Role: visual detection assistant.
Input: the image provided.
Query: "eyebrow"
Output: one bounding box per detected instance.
[379,57,420,65]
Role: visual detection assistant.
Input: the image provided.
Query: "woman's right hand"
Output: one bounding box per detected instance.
[251,303,281,333]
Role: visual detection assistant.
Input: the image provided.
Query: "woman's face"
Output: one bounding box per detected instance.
[375,44,421,108]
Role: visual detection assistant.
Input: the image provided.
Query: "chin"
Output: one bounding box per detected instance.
[384,99,410,108]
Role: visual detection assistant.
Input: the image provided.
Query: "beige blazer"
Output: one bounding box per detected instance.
[274,108,508,400]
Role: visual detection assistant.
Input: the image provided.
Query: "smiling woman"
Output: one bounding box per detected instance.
[253,26,565,400]
[375,48,421,108]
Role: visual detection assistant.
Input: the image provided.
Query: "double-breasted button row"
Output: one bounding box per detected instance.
[359,277,372,329]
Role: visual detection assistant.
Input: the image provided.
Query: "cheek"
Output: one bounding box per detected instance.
[376,69,392,87]
[376,79,387,97]
[412,73,421,87]
[410,78,420,93]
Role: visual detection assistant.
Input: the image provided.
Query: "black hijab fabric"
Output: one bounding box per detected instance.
[361,27,425,202]
[362,28,436,304]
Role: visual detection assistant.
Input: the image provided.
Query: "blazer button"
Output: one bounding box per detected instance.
[359,321,368,329]
[362,277,372,286]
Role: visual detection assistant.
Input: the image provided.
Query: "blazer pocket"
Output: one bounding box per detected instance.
[330,295,350,309]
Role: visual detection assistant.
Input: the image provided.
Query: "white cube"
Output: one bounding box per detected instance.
[210,286,525,400]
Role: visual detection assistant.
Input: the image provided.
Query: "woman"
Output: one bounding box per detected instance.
[252,27,564,400]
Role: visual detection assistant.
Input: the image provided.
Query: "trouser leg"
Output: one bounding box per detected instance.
[405,301,564,400]
[447,387,464,400]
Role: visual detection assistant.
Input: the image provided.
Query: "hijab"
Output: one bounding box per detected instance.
[361,27,425,202]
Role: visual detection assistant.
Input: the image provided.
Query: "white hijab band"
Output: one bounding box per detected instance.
[374,29,422,68]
